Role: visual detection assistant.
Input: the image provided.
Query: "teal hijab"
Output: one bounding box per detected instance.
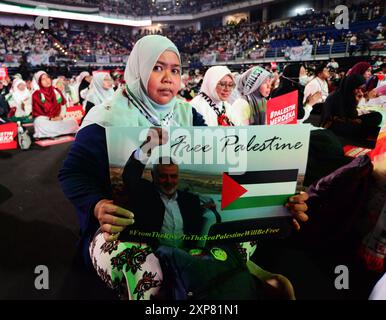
[124,35,180,126]
[80,35,191,129]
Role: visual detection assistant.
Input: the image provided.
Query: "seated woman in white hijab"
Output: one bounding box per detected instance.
[74,71,91,105]
[67,76,79,104]
[84,71,114,115]
[7,78,32,123]
[190,66,241,126]
[232,66,272,125]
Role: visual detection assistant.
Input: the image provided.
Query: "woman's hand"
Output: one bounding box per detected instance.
[285,191,309,231]
[140,127,169,156]
[306,91,322,107]
[367,89,379,100]
[94,199,135,242]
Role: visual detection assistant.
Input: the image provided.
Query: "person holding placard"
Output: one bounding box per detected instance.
[59,35,207,270]
[59,35,310,300]
[271,63,322,123]
[303,63,329,115]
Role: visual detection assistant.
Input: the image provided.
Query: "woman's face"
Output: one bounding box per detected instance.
[17,83,26,91]
[103,75,113,90]
[40,74,51,88]
[259,78,272,97]
[299,66,307,77]
[363,67,372,80]
[215,75,235,101]
[147,50,181,105]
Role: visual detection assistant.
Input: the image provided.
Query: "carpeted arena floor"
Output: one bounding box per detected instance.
[0,142,116,299]
[0,141,382,300]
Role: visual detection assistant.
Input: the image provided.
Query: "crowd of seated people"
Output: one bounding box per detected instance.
[0,26,56,56]
[0,23,131,62]
[49,21,131,57]
[1,48,386,299]
[32,0,250,16]
[1,55,385,137]
[0,2,384,65]
[28,0,385,19]
[1,0,385,301]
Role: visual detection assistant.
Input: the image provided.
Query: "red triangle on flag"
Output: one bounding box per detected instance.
[221,173,248,210]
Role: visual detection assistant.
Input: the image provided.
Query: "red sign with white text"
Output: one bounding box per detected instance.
[64,105,85,124]
[0,67,8,81]
[0,122,18,150]
[266,90,298,125]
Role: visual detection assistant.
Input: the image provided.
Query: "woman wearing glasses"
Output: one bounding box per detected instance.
[190,66,241,126]
[84,71,115,115]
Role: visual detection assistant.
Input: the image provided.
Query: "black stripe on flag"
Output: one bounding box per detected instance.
[226,169,299,184]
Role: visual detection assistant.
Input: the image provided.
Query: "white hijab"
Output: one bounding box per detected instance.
[11,79,32,116]
[12,79,30,104]
[32,70,46,93]
[190,66,234,126]
[80,35,182,130]
[76,71,90,85]
[85,71,114,106]
[200,66,234,103]
[72,71,90,103]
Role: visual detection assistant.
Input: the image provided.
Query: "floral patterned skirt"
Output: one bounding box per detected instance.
[90,228,257,300]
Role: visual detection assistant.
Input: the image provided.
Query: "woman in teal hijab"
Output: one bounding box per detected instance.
[81,35,204,129]
[59,35,206,300]
[60,35,308,300]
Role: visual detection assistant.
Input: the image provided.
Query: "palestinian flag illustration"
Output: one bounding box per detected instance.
[221,169,299,210]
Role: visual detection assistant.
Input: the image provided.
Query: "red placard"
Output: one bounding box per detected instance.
[0,67,8,81]
[266,90,298,125]
[64,105,85,124]
[376,74,385,82]
[0,122,18,150]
